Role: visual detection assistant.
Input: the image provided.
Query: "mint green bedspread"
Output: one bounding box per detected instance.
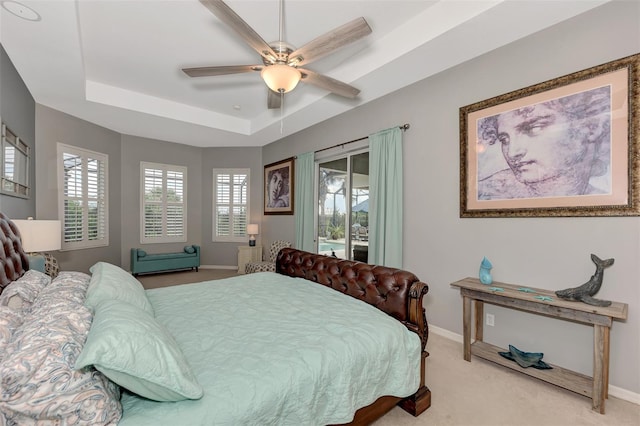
[119,272,421,425]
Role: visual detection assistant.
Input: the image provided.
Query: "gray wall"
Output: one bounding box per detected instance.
[35,105,122,272]
[0,44,35,219]
[262,1,640,394]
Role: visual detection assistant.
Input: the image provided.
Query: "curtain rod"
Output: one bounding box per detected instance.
[314,123,410,155]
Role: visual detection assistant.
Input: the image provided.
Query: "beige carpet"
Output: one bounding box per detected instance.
[136,268,239,289]
[138,270,640,426]
[375,332,639,426]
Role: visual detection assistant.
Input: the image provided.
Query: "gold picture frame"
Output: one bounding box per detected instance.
[264,157,295,215]
[460,54,639,218]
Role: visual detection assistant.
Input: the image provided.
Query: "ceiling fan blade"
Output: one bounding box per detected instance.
[267,89,282,109]
[182,65,262,77]
[299,69,360,99]
[199,0,278,62]
[288,17,372,67]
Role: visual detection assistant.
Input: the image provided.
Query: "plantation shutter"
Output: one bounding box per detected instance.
[216,173,231,237]
[58,144,109,250]
[141,162,187,243]
[87,157,106,241]
[213,169,249,242]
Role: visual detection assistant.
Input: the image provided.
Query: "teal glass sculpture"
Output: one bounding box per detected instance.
[479,257,493,285]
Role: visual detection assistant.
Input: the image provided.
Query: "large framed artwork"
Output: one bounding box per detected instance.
[264,157,295,215]
[460,54,639,218]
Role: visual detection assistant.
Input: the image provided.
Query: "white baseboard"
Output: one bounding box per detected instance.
[429,325,640,405]
[608,385,640,405]
[430,325,463,343]
[199,264,237,270]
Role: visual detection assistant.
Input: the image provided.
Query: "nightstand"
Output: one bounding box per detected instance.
[237,245,262,274]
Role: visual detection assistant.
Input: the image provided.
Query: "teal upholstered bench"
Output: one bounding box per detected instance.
[130,246,200,276]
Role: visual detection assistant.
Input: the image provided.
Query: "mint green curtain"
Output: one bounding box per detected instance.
[295,152,315,252]
[368,127,403,268]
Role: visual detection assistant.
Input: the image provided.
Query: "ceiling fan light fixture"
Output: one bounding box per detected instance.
[261,64,301,93]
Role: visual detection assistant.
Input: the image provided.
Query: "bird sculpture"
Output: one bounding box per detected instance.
[555,254,614,307]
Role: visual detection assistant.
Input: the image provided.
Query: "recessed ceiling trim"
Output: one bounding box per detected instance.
[85,80,251,135]
[1,0,615,147]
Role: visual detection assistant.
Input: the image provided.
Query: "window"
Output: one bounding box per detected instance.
[1,122,30,198]
[57,144,108,250]
[140,162,187,244]
[316,149,369,261]
[213,169,249,242]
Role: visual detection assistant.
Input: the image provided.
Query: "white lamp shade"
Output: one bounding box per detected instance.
[247,224,259,235]
[261,64,301,93]
[13,219,62,252]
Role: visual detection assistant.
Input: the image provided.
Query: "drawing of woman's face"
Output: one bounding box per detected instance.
[268,170,284,203]
[495,104,596,188]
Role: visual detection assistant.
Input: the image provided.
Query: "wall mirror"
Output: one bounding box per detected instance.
[1,122,30,198]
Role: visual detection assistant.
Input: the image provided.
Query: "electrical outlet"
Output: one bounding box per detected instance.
[486,313,495,327]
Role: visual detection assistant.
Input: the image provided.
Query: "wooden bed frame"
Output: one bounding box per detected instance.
[0,212,431,424]
[276,247,432,424]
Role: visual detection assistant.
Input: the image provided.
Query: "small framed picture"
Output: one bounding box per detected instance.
[460,54,639,217]
[264,157,294,215]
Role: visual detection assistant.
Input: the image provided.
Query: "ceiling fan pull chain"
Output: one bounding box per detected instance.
[280,91,284,134]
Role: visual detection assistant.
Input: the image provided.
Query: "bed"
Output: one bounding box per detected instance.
[0,212,431,425]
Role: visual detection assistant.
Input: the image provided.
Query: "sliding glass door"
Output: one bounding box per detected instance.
[316,150,369,261]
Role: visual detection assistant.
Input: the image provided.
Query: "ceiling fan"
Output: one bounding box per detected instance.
[182,0,372,109]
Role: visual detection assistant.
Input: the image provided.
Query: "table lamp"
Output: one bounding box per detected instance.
[247,224,259,247]
[13,217,61,276]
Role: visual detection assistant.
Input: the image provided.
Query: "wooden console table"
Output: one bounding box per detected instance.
[450,277,628,414]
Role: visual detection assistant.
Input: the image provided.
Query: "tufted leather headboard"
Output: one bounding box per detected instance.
[0,212,29,292]
[276,247,429,348]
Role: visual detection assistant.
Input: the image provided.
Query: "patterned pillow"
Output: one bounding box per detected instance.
[0,271,122,425]
[0,306,22,362]
[0,270,51,312]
